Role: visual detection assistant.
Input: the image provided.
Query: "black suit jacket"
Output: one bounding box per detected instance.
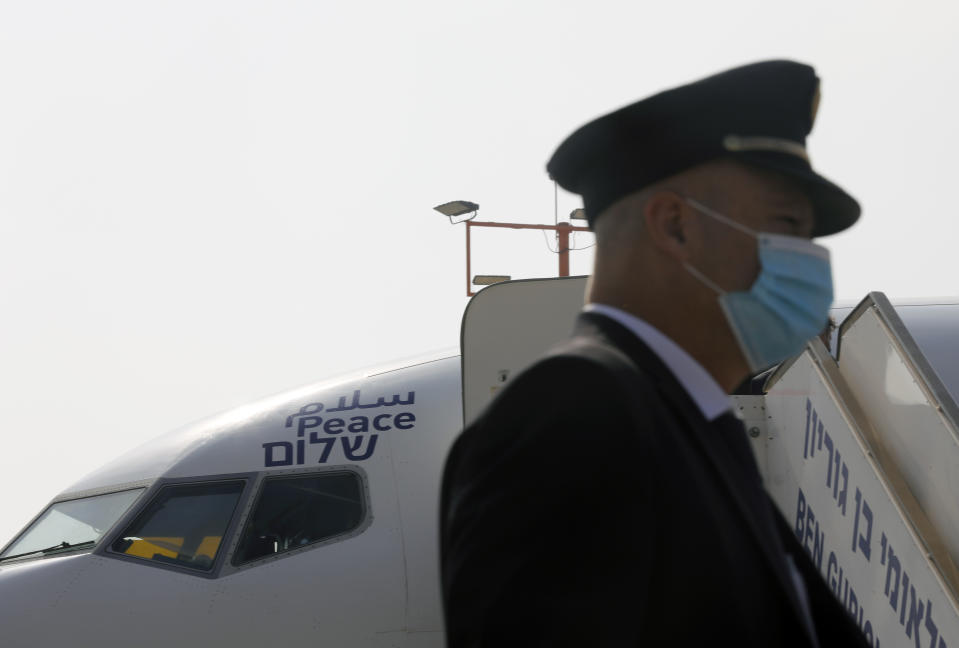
[440,312,869,647]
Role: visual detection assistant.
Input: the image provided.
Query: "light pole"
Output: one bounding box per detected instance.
[434,201,591,297]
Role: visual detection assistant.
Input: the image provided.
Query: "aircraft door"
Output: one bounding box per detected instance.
[461,277,588,426]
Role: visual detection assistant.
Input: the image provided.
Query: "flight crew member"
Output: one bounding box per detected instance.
[439,61,871,646]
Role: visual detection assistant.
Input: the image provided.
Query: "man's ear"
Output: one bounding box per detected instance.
[643,191,694,262]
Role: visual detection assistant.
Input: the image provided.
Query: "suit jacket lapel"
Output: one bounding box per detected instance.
[574,312,817,643]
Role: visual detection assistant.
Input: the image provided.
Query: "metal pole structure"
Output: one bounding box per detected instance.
[464,221,589,232]
[466,220,473,297]
[556,221,571,277]
[462,220,590,297]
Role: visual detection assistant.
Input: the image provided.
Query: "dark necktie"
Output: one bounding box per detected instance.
[712,411,781,537]
[713,411,820,645]
[712,411,764,486]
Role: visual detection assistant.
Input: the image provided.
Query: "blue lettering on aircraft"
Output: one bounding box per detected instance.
[796,400,950,648]
[796,487,882,646]
[262,389,416,467]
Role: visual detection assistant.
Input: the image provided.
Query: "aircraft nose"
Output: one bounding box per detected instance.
[0,554,93,647]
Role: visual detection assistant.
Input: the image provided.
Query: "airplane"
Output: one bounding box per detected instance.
[1,276,958,647]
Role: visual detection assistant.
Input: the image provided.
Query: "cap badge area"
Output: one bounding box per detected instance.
[722,135,810,162]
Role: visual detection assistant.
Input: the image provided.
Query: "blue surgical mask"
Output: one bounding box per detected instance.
[683,197,833,373]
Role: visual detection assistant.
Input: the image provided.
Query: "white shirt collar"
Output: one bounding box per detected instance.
[583,303,732,421]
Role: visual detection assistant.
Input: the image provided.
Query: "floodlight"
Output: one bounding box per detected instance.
[570,208,587,221]
[434,200,480,218]
[472,275,511,286]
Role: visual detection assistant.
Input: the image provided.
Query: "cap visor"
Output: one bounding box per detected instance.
[736,152,861,237]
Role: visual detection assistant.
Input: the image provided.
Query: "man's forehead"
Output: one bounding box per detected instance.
[740,164,811,202]
[745,169,815,230]
[708,161,814,211]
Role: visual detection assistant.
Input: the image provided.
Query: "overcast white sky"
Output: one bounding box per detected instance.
[2,0,958,547]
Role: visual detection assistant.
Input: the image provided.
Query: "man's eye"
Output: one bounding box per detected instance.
[775,216,804,232]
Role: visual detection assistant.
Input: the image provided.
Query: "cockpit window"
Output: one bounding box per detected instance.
[1,489,145,561]
[232,471,364,565]
[111,481,244,572]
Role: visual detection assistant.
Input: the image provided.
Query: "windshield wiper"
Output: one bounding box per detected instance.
[0,540,96,563]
